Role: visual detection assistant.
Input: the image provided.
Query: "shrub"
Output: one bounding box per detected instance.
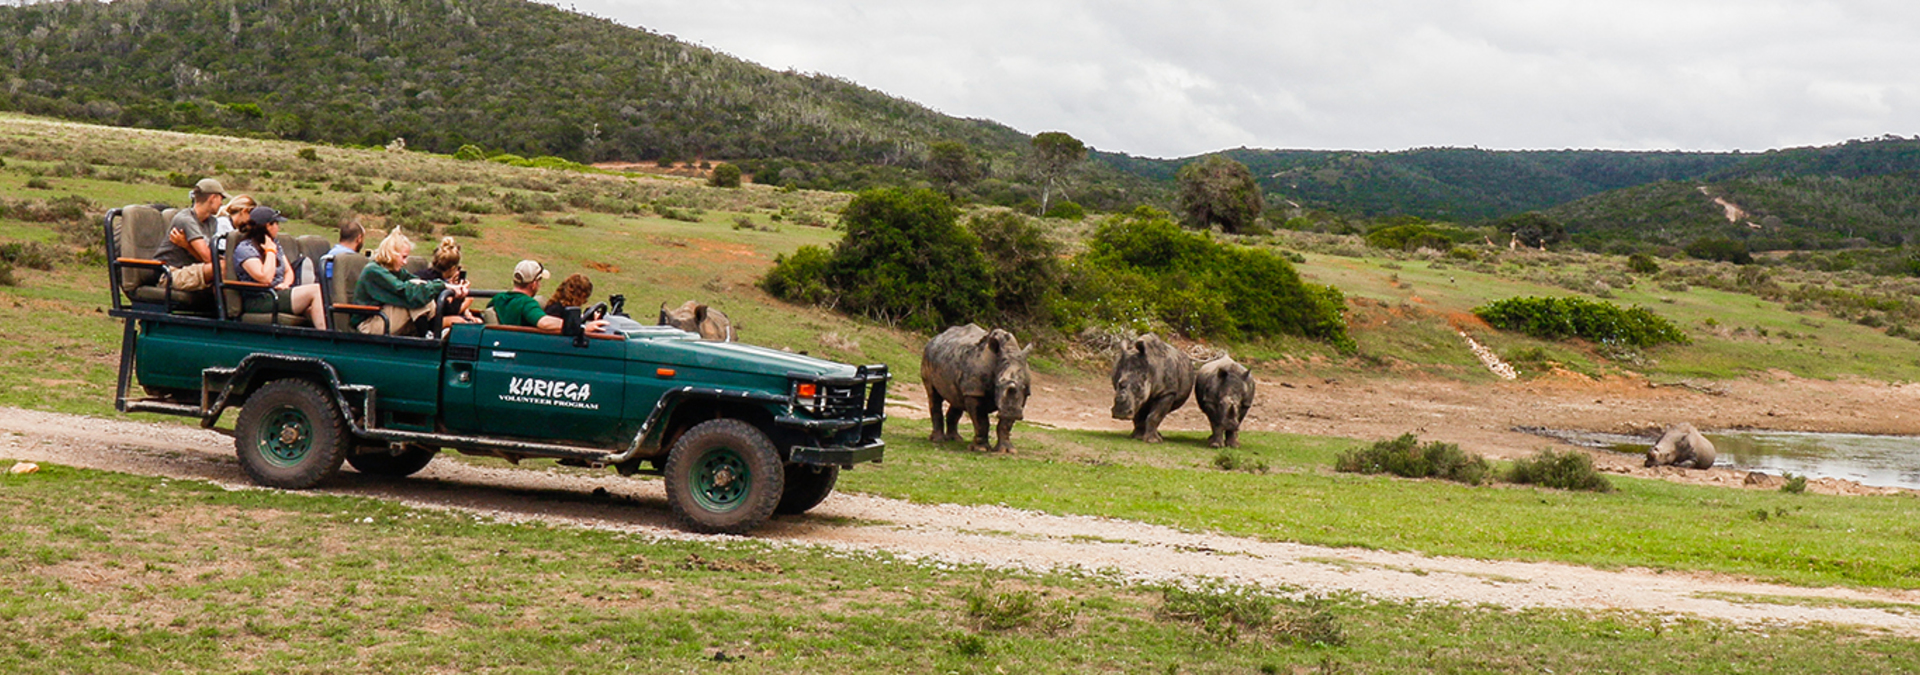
[297,147,320,162]
[1068,209,1353,351]
[1335,433,1490,485]
[1781,472,1808,494]
[760,245,833,305]
[969,210,1063,323]
[0,261,13,286]
[1473,296,1690,348]
[1627,252,1660,274]
[554,214,586,227]
[1686,237,1753,265]
[453,144,487,161]
[819,188,991,331]
[1506,449,1614,492]
[1212,451,1269,473]
[1042,200,1084,221]
[24,177,51,190]
[442,222,481,238]
[708,162,742,188]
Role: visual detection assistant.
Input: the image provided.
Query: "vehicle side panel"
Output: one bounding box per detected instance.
[133,319,445,417]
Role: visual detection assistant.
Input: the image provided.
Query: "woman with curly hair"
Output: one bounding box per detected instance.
[542,273,593,319]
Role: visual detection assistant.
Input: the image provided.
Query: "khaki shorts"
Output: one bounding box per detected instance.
[358,304,435,336]
[164,263,211,292]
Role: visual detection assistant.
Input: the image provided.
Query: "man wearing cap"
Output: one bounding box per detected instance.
[488,260,607,334]
[152,178,226,292]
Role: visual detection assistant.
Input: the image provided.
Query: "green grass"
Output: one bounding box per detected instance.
[1,462,1916,674]
[844,420,1920,590]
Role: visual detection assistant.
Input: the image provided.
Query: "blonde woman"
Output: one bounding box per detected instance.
[351,230,470,336]
[214,194,257,242]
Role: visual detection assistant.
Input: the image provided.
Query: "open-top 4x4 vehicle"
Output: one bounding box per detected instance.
[103,205,886,534]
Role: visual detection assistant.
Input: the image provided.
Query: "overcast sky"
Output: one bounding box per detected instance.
[554,0,1920,158]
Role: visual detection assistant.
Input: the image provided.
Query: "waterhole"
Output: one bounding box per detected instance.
[1516,427,1920,490]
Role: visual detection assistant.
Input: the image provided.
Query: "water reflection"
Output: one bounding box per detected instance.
[1704,432,1920,491]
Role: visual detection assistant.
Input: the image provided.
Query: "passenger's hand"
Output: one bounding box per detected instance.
[585,319,610,333]
[447,280,470,297]
[167,228,188,249]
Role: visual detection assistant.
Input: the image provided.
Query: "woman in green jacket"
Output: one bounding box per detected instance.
[353,230,470,336]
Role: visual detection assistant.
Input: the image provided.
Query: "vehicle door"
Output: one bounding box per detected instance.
[469,327,628,445]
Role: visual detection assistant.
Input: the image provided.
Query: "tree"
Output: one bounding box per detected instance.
[1176,155,1264,233]
[925,141,979,198]
[824,188,993,331]
[708,162,742,188]
[1497,212,1567,248]
[1030,131,1086,216]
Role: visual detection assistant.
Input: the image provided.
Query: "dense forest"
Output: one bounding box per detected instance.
[0,0,1027,163]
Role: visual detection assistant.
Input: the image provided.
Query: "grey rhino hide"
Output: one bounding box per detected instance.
[920,324,1033,453]
[1645,423,1717,469]
[659,300,735,341]
[1195,354,1255,448]
[1110,334,1195,443]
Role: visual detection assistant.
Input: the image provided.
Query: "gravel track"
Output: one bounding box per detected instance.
[3,406,1917,634]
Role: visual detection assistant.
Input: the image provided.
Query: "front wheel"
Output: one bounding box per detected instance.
[775,464,839,515]
[663,419,784,534]
[233,379,349,489]
[347,444,438,478]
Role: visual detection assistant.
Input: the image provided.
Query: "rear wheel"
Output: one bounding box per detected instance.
[233,379,349,489]
[663,419,784,534]
[347,444,438,478]
[775,464,839,515]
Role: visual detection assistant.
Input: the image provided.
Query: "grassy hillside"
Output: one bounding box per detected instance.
[0,0,1027,164]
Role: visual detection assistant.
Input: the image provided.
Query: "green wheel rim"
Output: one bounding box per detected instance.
[691,446,750,512]
[258,406,314,468]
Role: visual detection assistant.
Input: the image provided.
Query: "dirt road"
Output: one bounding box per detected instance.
[4,406,1917,634]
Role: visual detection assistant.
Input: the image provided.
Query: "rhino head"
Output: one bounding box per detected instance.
[1111,336,1157,420]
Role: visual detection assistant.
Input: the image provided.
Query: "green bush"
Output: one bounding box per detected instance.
[759,245,833,305]
[1158,581,1343,646]
[442,222,481,238]
[297,147,320,162]
[1335,433,1489,485]
[452,144,487,161]
[1781,473,1808,494]
[708,162,742,188]
[1506,450,1614,492]
[820,188,991,331]
[1042,200,1084,221]
[1627,252,1660,274]
[1065,208,1353,350]
[1473,296,1690,348]
[968,210,1063,323]
[961,580,1075,634]
[1365,223,1458,251]
[1686,237,1753,265]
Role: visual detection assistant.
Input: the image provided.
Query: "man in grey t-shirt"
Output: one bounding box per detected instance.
[152,178,226,291]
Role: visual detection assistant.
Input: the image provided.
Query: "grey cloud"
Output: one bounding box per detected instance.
[562,0,1920,156]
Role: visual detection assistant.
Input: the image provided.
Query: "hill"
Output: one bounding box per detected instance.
[0,0,1027,164]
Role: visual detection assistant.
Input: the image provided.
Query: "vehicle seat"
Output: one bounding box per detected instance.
[294,235,331,286]
[481,307,499,325]
[110,205,213,313]
[403,255,430,278]
[221,232,309,326]
[321,252,387,333]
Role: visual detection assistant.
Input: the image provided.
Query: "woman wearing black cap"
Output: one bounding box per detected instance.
[231,206,328,328]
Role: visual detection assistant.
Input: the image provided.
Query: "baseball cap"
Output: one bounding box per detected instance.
[249,206,287,225]
[194,178,227,197]
[513,260,550,285]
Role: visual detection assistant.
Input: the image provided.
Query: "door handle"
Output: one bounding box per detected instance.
[493,351,517,360]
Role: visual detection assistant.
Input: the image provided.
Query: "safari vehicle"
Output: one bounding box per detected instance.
[102,205,887,534]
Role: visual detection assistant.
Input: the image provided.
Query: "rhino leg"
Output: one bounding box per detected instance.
[943,403,965,443]
[1140,398,1172,444]
[926,388,949,442]
[993,416,1016,454]
[1225,429,1241,448]
[966,398,993,453]
[1202,406,1226,448]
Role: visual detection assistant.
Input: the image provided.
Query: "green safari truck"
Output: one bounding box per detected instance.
[103,205,886,534]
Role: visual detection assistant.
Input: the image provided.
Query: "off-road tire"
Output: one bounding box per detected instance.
[346,444,438,478]
[774,464,839,515]
[663,419,784,534]
[233,379,349,489]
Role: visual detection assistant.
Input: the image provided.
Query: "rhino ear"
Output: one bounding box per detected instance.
[1018,344,1035,358]
[1132,337,1149,355]
[693,304,709,323]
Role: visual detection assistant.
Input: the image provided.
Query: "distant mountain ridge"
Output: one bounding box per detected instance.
[0,0,1027,162]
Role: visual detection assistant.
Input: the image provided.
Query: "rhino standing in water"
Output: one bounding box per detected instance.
[1111,334,1195,443]
[1195,354,1255,448]
[659,300,735,341]
[1646,423,1717,469]
[921,324,1034,453]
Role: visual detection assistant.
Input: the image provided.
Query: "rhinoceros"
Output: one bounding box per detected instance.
[1195,354,1255,448]
[921,324,1034,453]
[659,300,734,341]
[1646,423,1717,469]
[1111,334,1194,443]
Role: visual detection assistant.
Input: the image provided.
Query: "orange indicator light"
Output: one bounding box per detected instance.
[797,383,817,398]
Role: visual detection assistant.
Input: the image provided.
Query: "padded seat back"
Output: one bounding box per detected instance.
[326,252,373,331]
[112,205,169,296]
[403,255,430,278]
[295,236,332,284]
[218,233,246,319]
